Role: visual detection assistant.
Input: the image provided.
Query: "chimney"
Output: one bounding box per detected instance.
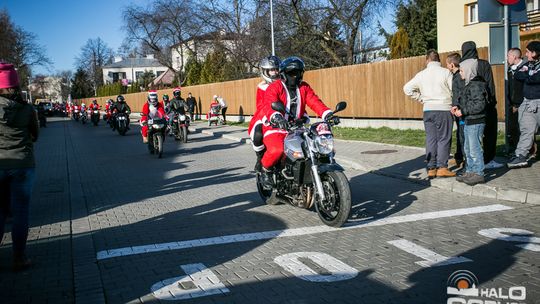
[114,56,123,63]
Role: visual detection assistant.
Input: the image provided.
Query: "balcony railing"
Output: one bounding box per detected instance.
[520,10,540,32]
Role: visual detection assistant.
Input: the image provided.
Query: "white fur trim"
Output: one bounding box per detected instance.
[263,129,288,137]
[252,144,265,152]
[321,110,333,120]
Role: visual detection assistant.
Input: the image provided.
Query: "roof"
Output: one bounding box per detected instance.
[150,69,175,86]
[103,58,166,69]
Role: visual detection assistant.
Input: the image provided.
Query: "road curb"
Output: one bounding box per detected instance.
[190,124,540,205]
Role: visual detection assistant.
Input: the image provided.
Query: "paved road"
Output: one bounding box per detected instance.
[1,118,539,304]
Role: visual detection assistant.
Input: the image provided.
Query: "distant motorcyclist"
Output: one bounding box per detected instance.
[111,95,131,131]
[248,55,281,170]
[140,91,166,143]
[163,94,171,114]
[89,99,100,111]
[169,87,188,129]
[259,56,337,189]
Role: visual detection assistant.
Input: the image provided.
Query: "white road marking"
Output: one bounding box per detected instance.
[96,204,512,260]
[478,228,540,252]
[274,252,358,282]
[388,239,473,267]
[151,263,229,300]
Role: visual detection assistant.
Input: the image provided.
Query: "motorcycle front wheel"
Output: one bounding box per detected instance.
[314,171,351,227]
[154,133,163,158]
[182,126,188,143]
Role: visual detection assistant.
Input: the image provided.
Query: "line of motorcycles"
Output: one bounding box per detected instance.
[72,108,101,126]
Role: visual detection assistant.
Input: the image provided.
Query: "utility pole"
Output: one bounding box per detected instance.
[270,0,275,56]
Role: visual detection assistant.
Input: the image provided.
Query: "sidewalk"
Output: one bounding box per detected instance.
[188,121,540,204]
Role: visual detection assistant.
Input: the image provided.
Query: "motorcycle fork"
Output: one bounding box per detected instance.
[306,137,326,202]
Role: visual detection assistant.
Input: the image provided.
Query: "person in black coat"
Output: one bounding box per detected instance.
[461,41,503,169]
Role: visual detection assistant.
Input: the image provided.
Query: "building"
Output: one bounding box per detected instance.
[353,46,390,64]
[437,0,538,53]
[102,54,168,85]
[170,30,240,72]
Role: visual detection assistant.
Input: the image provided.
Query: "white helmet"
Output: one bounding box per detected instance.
[81,103,86,107]
[259,56,281,83]
[148,91,159,106]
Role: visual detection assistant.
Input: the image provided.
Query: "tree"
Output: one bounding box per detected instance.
[56,70,73,102]
[75,38,113,96]
[0,9,51,85]
[71,68,93,99]
[382,0,437,59]
[184,54,202,86]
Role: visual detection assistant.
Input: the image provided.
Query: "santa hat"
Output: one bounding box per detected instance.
[0,63,20,89]
[148,90,158,99]
[173,87,181,93]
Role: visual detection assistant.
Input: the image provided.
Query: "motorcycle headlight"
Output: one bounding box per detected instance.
[179,115,186,121]
[153,124,164,129]
[315,135,334,155]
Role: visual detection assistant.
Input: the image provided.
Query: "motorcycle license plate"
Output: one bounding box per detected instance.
[93,111,98,114]
[148,119,153,124]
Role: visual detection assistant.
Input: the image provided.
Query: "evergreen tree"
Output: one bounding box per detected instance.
[382,0,437,59]
[70,68,93,99]
[184,55,202,86]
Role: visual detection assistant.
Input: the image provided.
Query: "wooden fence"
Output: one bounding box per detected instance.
[75,47,506,120]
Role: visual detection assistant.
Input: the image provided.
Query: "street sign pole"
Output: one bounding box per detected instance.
[504,4,510,154]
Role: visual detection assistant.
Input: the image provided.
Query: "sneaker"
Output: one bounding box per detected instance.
[484,160,504,169]
[507,155,529,168]
[436,167,456,178]
[462,173,485,186]
[456,172,471,183]
[427,168,437,179]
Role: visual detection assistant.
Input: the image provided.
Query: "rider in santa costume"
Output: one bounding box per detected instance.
[140,90,166,143]
[259,56,337,189]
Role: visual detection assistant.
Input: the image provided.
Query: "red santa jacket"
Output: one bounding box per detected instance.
[248,81,270,135]
[262,80,332,125]
[89,103,100,111]
[141,102,166,124]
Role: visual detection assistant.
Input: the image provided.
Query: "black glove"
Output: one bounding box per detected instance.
[271,113,288,130]
[327,113,340,125]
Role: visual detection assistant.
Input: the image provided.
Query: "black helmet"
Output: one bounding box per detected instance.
[116,95,125,103]
[279,56,305,87]
[173,87,181,99]
[259,56,281,83]
[163,94,169,102]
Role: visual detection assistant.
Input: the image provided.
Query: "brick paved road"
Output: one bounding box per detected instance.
[1,118,539,304]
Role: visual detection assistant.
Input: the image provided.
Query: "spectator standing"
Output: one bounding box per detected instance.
[453,59,488,185]
[508,41,540,168]
[218,96,228,124]
[446,53,465,170]
[0,63,39,271]
[506,48,526,155]
[461,41,504,169]
[404,50,455,178]
[186,92,197,120]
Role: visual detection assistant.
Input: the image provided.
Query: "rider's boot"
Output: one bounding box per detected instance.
[254,149,265,171]
[260,166,274,190]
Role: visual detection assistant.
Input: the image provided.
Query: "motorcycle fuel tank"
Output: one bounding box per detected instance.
[284,131,305,160]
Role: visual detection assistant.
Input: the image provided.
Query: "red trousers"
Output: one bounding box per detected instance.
[141,125,149,137]
[261,131,287,169]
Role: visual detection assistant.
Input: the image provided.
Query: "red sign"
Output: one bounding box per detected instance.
[497,0,520,5]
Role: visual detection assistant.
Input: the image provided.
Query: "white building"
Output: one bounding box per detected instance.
[102,54,168,84]
[170,31,238,71]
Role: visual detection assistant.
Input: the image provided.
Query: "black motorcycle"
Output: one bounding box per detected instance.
[91,109,100,126]
[81,110,88,125]
[171,108,190,143]
[116,112,129,136]
[255,101,351,227]
[147,117,167,158]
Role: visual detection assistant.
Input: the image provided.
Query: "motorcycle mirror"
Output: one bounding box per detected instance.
[334,101,347,113]
[271,102,286,113]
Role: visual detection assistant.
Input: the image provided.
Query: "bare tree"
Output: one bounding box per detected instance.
[75,38,113,96]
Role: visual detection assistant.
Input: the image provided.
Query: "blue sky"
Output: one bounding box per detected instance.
[2,0,396,76]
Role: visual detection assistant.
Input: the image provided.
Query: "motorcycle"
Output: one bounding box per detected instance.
[171,108,190,143]
[255,101,351,227]
[73,109,80,121]
[81,110,88,124]
[91,109,100,126]
[147,116,167,158]
[116,112,129,136]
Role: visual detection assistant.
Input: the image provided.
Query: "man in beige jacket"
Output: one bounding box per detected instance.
[404,50,455,178]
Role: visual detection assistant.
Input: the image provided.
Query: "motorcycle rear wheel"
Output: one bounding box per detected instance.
[314,171,351,227]
[256,173,281,205]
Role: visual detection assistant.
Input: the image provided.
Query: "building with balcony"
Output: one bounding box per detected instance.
[102,54,168,85]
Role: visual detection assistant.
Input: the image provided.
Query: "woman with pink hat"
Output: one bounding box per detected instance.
[0,62,39,271]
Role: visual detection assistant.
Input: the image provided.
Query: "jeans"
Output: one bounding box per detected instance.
[0,168,35,256]
[464,124,485,175]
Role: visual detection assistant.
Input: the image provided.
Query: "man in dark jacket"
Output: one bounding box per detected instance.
[0,63,39,271]
[446,53,465,168]
[461,41,504,169]
[506,48,526,154]
[186,92,196,120]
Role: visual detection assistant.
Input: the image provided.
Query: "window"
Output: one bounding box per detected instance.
[527,0,539,12]
[466,2,478,25]
[135,71,144,82]
[156,71,164,77]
